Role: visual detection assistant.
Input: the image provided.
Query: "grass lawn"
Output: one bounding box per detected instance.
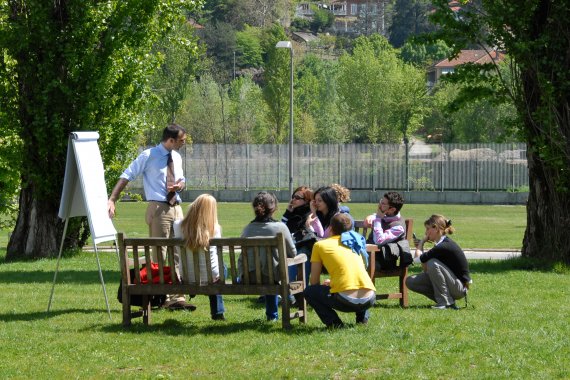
[0,250,568,379]
[0,202,568,378]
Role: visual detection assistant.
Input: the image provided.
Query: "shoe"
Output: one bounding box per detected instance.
[431,303,459,310]
[356,319,368,325]
[167,301,197,311]
[326,322,345,329]
[266,317,279,322]
[212,314,226,321]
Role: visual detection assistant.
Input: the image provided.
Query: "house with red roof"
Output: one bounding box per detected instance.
[427,49,504,88]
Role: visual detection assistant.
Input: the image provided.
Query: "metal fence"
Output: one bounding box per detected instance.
[130,142,528,192]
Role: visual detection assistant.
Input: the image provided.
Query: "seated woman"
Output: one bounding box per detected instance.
[281,186,314,254]
[406,215,471,309]
[240,191,298,321]
[173,194,225,320]
[304,213,376,328]
[330,183,351,215]
[306,186,353,239]
[281,186,314,286]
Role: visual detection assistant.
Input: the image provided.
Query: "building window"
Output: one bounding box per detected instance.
[351,4,357,14]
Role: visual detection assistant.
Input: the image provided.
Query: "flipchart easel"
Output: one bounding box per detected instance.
[47,132,118,319]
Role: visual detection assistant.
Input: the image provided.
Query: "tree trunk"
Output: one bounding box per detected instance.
[7,185,62,260]
[523,144,570,264]
[519,1,570,264]
[525,149,569,263]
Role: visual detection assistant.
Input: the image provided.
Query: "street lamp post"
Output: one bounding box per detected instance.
[275,40,294,196]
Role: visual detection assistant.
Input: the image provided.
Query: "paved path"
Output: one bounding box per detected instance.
[463,249,521,260]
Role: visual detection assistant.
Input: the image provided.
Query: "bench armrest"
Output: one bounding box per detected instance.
[287,253,307,266]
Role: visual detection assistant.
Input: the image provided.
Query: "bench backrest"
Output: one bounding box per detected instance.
[118,232,289,288]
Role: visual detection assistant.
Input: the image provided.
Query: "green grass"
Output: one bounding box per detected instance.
[0,250,568,379]
[108,202,526,250]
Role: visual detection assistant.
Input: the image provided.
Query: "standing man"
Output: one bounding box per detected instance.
[108,124,195,311]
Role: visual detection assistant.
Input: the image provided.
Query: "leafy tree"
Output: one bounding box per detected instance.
[400,39,451,67]
[179,73,271,144]
[235,25,263,68]
[261,24,290,144]
[144,17,204,144]
[338,34,425,143]
[424,81,519,143]
[177,74,227,143]
[310,6,334,34]
[227,75,271,143]
[200,21,237,82]
[295,54,347,143]
[235,0,291,28]
[201,0,290,29]
[0,120,21,230]
[291,17,311,32]
[387,59,428,144]
[389,0,434,48]
[429,0,570,263]
[0,0,203,259]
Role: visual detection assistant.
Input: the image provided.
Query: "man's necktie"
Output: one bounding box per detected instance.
[166,152,177,205]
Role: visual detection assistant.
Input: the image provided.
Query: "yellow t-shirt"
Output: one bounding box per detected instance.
[311,236,376,294]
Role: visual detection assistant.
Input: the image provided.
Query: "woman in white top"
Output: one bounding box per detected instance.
[173,194,225,320]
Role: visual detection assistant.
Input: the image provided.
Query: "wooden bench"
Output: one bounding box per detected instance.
[118,232,308,329]
[354,219,414,308]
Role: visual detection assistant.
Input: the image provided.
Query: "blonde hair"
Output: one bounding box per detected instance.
[330,183,351,203]
[424,214,455,235]
[181,194,219,250]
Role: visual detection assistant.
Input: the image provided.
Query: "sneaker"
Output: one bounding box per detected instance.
[266,317,279,322]
[356,319,368,325]
[167,301,197,311]
[326,322,345,329]
[211,314,226,321]
[431,303,459,310]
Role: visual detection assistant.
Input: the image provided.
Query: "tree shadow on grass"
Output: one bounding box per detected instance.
[0,307,110,323]
[98,316,323,336]
[0,269,120,284]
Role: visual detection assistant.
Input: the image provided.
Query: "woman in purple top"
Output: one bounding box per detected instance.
[305,186,340,239]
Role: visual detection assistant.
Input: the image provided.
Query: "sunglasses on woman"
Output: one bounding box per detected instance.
[291,194,305,201]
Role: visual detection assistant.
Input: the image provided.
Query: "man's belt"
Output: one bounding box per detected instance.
[150,200,180,206]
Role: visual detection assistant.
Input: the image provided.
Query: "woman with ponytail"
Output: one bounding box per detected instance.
[406,215,471,309]
[239,191,298,321]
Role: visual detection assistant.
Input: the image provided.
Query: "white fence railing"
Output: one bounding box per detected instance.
[129,143,528,192]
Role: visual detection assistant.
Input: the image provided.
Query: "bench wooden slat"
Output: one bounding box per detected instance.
[266,245,275,284]
[227,245,236,284]
[253,246,262,285]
